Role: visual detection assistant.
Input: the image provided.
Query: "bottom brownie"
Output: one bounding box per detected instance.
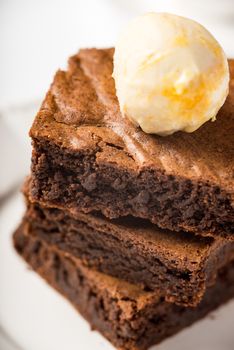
[13,222,234,350]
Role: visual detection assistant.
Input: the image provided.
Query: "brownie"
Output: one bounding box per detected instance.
[13,223,234,350]
[29,49,234,237]
[23,189,234,307]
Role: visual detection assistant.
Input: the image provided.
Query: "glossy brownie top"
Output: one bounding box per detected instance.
[30,49,234,193]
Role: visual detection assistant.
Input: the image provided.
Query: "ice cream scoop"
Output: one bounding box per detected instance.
[113,12,229,136]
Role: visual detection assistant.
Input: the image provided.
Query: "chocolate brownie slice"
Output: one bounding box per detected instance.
[13,223,234,350]
[23,193,234,307]
[30,49,234,237]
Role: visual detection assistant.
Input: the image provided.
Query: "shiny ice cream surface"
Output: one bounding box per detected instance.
[113,12,229,136]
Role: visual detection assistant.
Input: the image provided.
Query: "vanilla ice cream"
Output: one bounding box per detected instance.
[113,13,229,136]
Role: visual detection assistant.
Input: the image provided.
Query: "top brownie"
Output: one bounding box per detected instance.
[30,48,234,237]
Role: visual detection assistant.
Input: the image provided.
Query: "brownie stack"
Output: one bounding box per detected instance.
[14,49,234,350]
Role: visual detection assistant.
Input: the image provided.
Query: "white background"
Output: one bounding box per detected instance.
[1,0,234,107]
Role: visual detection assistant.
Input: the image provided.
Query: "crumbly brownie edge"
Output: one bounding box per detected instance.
[30,138,234,237]
[13,223,234,350]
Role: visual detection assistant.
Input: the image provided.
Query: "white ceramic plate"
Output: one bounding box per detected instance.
[0,192,234,350]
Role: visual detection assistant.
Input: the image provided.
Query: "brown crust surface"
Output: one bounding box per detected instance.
[23,194,234,307]
[13,222,234,350]
[30,49,234,236]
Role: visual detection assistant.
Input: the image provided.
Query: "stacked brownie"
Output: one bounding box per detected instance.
[14,49,234,350]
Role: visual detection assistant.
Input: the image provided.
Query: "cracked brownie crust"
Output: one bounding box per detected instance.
[30,49,234,237]
[13,222,234,350]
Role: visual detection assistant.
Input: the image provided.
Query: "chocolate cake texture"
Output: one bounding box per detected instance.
[30,49,234,237]
[23,190,234,307]
[13,222,234,350]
